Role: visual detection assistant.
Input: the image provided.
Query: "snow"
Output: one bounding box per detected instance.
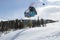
[36,6,60,20]
[0,22,60,40]
[27,6,60,20]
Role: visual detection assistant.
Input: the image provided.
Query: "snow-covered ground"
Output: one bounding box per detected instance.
[0,22,60,40]
[0,29,15,37]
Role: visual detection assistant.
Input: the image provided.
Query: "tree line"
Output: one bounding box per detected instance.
[0,18,57,32]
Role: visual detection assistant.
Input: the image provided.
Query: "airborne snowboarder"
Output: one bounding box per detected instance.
[24,6,37,17]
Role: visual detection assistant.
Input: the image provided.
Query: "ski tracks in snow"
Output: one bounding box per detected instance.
[10,29,27,40]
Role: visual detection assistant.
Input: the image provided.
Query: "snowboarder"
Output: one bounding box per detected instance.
[24,6,37,17]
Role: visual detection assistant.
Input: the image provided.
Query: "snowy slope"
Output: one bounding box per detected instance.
[0,22,60,40]
[27,6,60,20]
[36,6,60,20]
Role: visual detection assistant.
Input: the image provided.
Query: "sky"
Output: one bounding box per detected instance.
[0,0,37,21]
[47,0,60,2]
[0,0,60,21]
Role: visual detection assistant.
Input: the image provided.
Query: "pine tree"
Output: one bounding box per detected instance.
[27,20,32,28]
[40,18,45,27]
[18,19,24,29]
[37,17,41,27]
[15,19,18,29]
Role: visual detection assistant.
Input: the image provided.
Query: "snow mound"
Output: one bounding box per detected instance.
[37,6,60,20]
[29,6,60,20]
